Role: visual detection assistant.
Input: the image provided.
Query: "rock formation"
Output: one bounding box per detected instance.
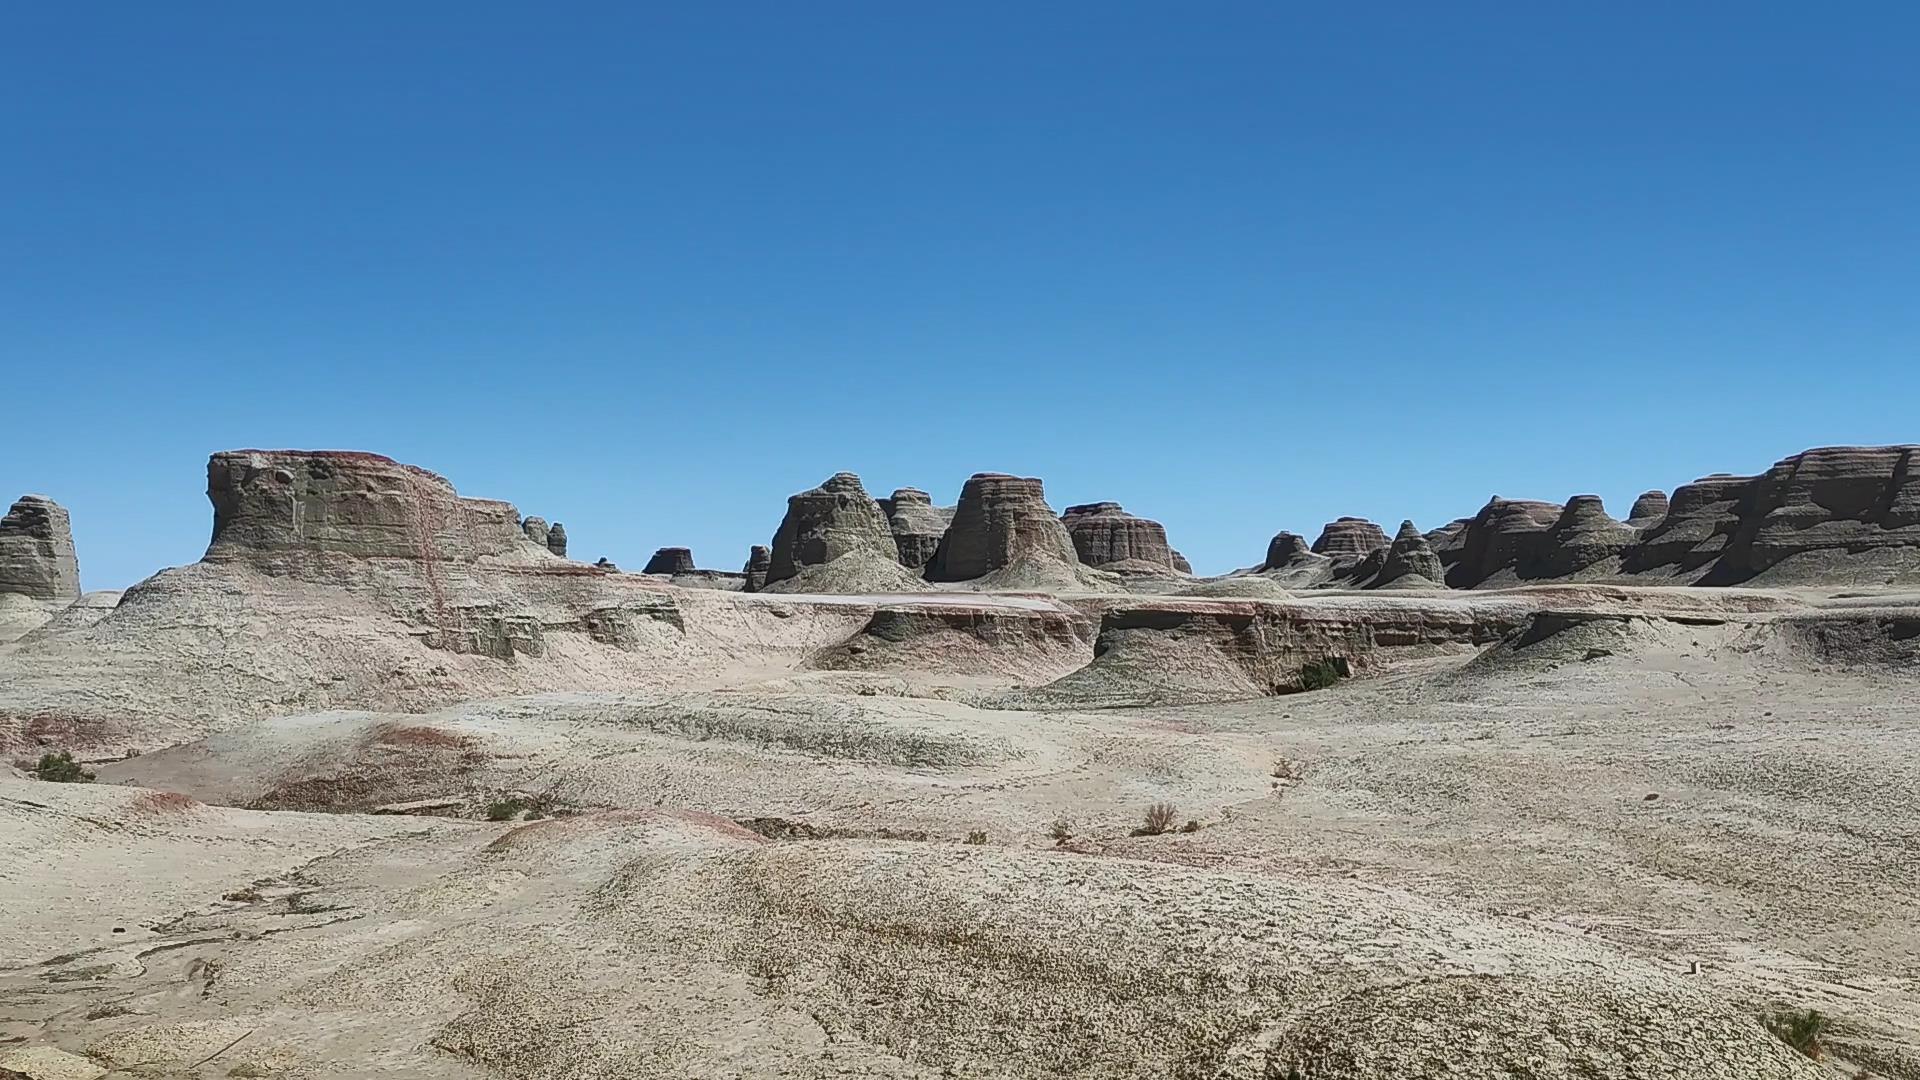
[644,547,696,575]
[1060,502,1177,571]
[1621,475,1755,578]
[1375,520,1445,587]
[743,545,771,592]
[202,450,526,568]
[1709,445,1920,584]
[1627,491,1669,527]
[546,523,568,557]
[0,495,81,603]
[1528,496,1637,579]
[1263,532,1315,570]
[878,488,953,571]
[1171,550,1193,575]
[1310,518,1389,558]
[593,556,619,571]
[927,474,1080,583]
[1442,498,1563,588]
[765,473,900,589]
[520,516,550,548]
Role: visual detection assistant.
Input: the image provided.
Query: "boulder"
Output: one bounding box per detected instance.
[643,547,696,575]
[0,495,81,603]
[1060,502,1176,571]
[1375,520,1445,587]
[1626,491,1669,527]
[1310,517,1389,557]
[743,545,772,592]
[1528,496,1636,578]
[203,451,524,568]
[764,473,899,589]
[878,487,953,571]
[1444,498,1563,588]
[546,523,568,557]
[926,474,1080,583]
[520,516,550,548]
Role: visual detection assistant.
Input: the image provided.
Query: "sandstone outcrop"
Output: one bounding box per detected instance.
[808,599,1095,680]
[1311,518,1389,558]
[878,488,952,570]
[1171,550,1193,575]
[520,516,550,548]
[546,523,567,557]
[1442,498,1563,588]
[593,557,619,571]
[927,474,1080,583]
[743,545,771,592]
[1528,496,1636,579]
[765,473,900,589]
[1627,491,1669,527]
[1621,474,1755,579]
[1709,445,1920,584]
[1375,520,1445,588]
[1263,532,1315,570]
[1061,502,1177,571]
[0,495,81,603]
[644,547,697,575]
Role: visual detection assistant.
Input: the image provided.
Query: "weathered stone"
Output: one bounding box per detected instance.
[203,450,524,567]
[644,547,696,575]
[1171,550,1194,575]
[546,523,568,557]
[0,496,80,603]
[879,487,953,571]
[1709,445,1920,584]
[1376,520,1444,587]
[927,474,1080,583]
[1061,502,1176,570]
[593,556,619,571]
[520,516,550,548]
[1311,518,1389,558]
[1529,496,1636,578]
[1263,532,1315,570]
[1444,498,1562,588]
[743,545,772,592]
[766,473,899,589]
[1627,491,1669,527]
[1621,475,1756,577]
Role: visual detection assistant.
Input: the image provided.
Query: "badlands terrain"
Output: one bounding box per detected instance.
[1,445,1916,1079]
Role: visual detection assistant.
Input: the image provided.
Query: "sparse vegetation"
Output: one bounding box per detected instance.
[1764,1007,1831,1059]
[1298,658,1347,691]
[484,792,556,821]
[1180,819,1201,833]
[1271,758,1300,780]
[1049,819,1073,842]
[1135,802,1178,836]
[964,830,988,845]
[33,750,94,783]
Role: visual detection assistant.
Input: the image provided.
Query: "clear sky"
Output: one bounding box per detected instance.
[4,4,1916,590]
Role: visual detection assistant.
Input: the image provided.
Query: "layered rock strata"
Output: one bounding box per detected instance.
[546,523,568,557]
[743,545,772,592]
[1443,498,1563,588]
[644,547,697,575]
[1311,518,1389,558]
[879,488,953,571]
[927,474,1080,582]
[765,473,900,589]
[1528,496,1636,579]
[0,495,80,603]
[1375,520,1445,587]
[1061,502,1177,571]
[1627,491,1669,527]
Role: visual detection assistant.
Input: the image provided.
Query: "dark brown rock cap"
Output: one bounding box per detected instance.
[927,473,1079,582]
[644,547,696,574]
[1310,517,1389,557]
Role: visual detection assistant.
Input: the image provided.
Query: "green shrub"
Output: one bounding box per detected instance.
[964,830,988,845]
[1180,819,1201,833]
[485,797,527,821]
[1765,1008,1831,1059]
[1135,802,1177,836]
[34,751,94,783]
[1048,819,1073,842]
[1298,658,1347,691]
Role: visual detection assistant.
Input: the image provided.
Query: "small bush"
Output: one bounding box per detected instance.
[1765,1007,1831,1059]
[1135,802,1177,836]
[1049,819,1073,842]
[1180,819,1201,833]
[1298,658,1347,691]
[964,830,988,845]
[485,797,528,821]
[34,751,94,783]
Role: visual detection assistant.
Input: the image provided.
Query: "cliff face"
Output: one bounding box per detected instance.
[765,473,900,589]
[1061,502,1177,571]
[927,474,1079,583]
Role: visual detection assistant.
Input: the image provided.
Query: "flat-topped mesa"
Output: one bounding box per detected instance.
[1627,490,1670,527]
[1527,495,1636,579]
[1060,501,1177,571]
[764,472,899,589]
[742,545,772,592]
[1444,497,1563,588]
[1375,519,1445,587]
[520,516,550,549]
[1709,445,1920,584]
[1621,474,1757,578]
[643,547,696,575]
[202,450,523,567]
[879,487,953,571]
[1310,517,1389,558]
[0,495,81,603]
[927,473,1080,582]
[545,522,567,557]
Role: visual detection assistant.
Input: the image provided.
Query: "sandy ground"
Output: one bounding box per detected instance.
[0,577,1914,1078]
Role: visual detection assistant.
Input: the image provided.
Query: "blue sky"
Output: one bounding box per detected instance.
[4,4,1916,589]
